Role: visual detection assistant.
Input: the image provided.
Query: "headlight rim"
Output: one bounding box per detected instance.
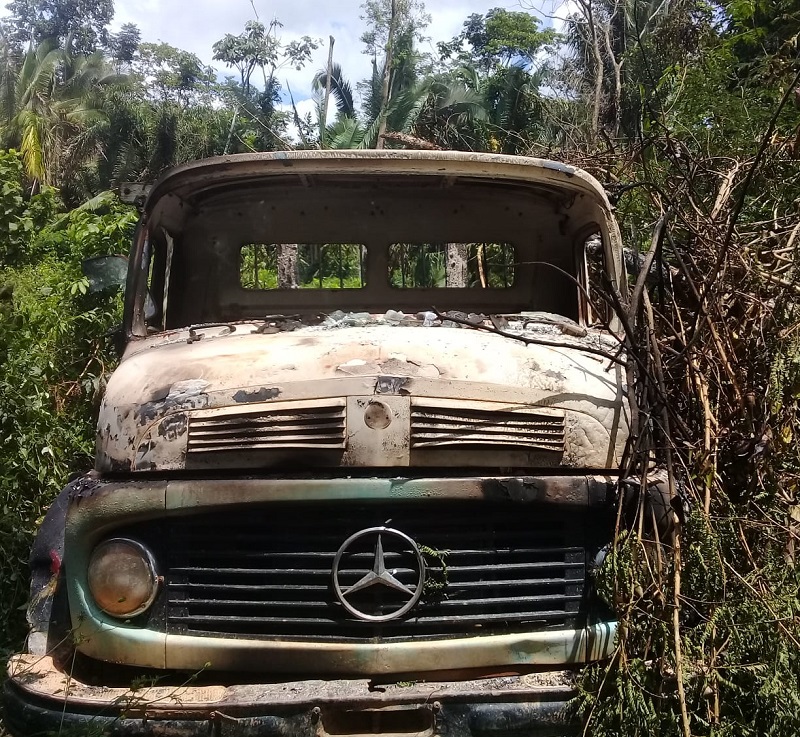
[87,537,160,618]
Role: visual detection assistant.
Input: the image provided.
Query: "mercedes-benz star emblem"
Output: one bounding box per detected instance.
[332,526,425,622]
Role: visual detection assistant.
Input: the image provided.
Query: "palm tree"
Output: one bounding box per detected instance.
[312,61,359,149]
[314,60,487,152]
[482,65,555,154]
[0,38,121,189]
[407,75,487,150]
[559,0,699,141]
[312,62,356,120]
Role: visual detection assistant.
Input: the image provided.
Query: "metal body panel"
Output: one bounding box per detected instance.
[98,324,629,473]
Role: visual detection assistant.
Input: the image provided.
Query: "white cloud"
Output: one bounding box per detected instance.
[105,0,549,102]
[0,0,557,134]
[536,0,579,35]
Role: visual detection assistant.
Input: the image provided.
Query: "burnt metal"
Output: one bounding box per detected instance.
[187,323,236,344]
[186,401,347,456]
[410,400,565,452]
[4,668,579,737]
[119,182,151,209]
[232,387,282,403]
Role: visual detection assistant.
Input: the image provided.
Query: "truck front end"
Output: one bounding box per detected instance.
[5,151,629,737]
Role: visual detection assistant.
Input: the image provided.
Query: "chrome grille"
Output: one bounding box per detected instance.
[410,399,565,452]
[187,399,346,455]
[164,503,587,641]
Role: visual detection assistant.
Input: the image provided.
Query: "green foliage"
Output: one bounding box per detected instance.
[133,42,216,105]
[0,150,60,264]
[213,20,280,96]
[213,20,319,100]
[439,8,555,73]
[580,501,800,736]
[109,23,141,68]
[724,0,800,81]
[360,0,430,59]
[0,150,135,655]
[0,38,120,191]
[3,0,113,54]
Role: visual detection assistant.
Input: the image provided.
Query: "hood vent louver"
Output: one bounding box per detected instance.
[187,399,346,455]
[410,398,565,452]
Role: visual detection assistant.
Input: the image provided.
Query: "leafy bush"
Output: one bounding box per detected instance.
[0,150,136,656]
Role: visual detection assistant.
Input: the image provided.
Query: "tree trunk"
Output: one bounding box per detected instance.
[602,13,623,140]
[375,0,397,150]
[445,243,469,287]
[320,35,335,149]
[381,131,440,149]
[578,0,604,140]
[277,244,299,288]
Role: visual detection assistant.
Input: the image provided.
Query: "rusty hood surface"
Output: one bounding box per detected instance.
[97,320,629,473]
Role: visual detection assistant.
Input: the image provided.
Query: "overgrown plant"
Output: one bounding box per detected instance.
[571,76,800,737]
[0,150,136,656]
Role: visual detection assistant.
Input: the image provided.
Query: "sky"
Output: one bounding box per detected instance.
[0,0,574,122]
[107,1,560,97]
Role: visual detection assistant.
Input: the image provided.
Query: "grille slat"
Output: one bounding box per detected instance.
[169,576,576,593]
[410,400,566,452]
[169,610,575,628]
[170,560,576,577]
[160,502,590,642]
[167,547,583,561]
[173,593,583,610]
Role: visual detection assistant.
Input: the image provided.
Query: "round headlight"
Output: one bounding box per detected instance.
[87,538,159,618]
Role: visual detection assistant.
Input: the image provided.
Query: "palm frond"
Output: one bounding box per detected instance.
[363,59,385,124]
[326,117,365,149]
[357,112,383,150]
[312,62,355,119]
[387,81,431,134]
[18,109,47,182]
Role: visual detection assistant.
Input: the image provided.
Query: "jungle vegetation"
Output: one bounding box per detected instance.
[1,1,799,735]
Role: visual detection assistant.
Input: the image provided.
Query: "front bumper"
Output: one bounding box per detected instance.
[5,655,582,737]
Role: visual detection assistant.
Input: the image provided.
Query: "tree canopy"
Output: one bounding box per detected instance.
[3,0,113,53]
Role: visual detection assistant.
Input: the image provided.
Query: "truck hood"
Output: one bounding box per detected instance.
[97,322,630,473]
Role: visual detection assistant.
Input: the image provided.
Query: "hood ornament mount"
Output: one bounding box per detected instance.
[332,526,425,622]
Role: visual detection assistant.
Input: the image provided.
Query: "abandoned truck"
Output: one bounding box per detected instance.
[5,150,631,737]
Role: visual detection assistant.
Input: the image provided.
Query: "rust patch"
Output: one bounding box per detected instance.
[375,376,410,394]
[157,412,188,439]
[232,387,281,403]
[136,380,210,425]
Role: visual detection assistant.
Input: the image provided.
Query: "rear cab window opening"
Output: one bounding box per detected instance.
[153,172,609,328]
[240,243,368,290]
[238,242,517,290]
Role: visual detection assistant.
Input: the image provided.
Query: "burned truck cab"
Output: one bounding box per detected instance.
[6,151,629,736]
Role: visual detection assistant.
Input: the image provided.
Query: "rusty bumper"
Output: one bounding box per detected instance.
[5,655,582,737]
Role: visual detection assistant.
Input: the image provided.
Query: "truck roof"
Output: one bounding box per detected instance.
[144,149,615,215]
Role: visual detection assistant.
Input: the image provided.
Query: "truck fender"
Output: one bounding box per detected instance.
[26,475,97,661]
